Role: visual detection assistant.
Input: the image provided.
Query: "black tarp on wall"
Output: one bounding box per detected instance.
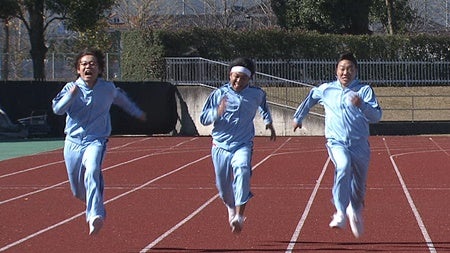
[0,81,177,137]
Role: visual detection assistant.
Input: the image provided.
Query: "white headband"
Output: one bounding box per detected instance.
[230,66,252,77]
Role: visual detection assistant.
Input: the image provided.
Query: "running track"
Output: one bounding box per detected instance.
[0,136,449,252]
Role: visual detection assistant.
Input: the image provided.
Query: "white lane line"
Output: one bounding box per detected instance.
[0,160,64,179]
[139,137,293,253]
[0,137,154,179]
[383,137,436,253]
[285,157,330,253]
[0,180,69,205]
[139,194,219,253]
[0,150,208,252]
[105,155,210,204]
[108,137,153,150]
[0,138,197,205]
[428,137,450,157]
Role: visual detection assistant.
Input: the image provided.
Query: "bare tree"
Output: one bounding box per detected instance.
[114,0,177,29]
[112,0,275,30]
[0,0,114,81]
[0,0,20,80]
[178,0,276,29]
[1,19,10,80]
[408,0,449,33]
[0,18,31,80]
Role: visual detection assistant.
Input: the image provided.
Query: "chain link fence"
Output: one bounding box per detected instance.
[0,53,121,81]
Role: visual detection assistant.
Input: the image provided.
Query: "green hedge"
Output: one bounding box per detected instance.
[121,29,165,81]
[121,28,450,80]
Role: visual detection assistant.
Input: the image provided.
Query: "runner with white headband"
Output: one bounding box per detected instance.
[230,66,252,78]
[200,57,276,234]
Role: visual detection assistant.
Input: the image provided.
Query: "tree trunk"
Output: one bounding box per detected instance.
[27,0,47,81]
[385,0,395,35]
[2,19,10,80]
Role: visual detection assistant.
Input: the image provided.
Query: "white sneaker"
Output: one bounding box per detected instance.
[89,215,104,235]
[347,205,364,238]
[230,215,245,234]
[329,211,346,229]
[227,206,236,223]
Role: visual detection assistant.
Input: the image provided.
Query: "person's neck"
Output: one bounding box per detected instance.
[85,78,98,89]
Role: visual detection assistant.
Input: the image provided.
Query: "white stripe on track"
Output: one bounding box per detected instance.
[0,138,204,252]
[139,137,292,253]
[0,138,197,206]
[0,137,152,179]
[0,181,69,205]
[108,137,153,150]
[0,160,64,179]
[285,157,330,253]
[383,137,436,253]
[139,194,219,253]
[428,137,450,157]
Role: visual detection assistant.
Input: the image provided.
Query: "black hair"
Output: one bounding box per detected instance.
[74,48,105,77]
[229,57,256,77]
[337,52,358,68]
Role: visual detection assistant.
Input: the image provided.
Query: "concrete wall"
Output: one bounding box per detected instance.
[173,85,325,137]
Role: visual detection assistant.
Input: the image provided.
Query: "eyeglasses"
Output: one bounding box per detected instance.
[80,61,97,67]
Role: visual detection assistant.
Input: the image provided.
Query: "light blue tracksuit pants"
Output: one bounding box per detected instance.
[63,139,107,222]
[211,144,253,208]
[326,139,370,214]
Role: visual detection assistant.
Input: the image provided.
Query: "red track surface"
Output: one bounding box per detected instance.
[0,136,449,252]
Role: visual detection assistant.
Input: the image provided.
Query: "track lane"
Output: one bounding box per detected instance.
[141,137,333,252]
[0,137,207,252]
[1,136,449,252]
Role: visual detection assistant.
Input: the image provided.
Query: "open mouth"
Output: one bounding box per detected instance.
[84,70,93,77]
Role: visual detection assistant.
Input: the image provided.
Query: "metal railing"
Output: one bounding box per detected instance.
[2,54,450,86]
[165,57,450,86]
[164,57,318,113]
[165,57,450,122]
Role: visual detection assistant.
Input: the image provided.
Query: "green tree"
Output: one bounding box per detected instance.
[0,0,114,81]
[271,0,413,35]
[370,0,414,34]
[271,0,371,34]
[270,0,288,29]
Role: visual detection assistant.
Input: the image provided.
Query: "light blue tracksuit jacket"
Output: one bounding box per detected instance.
[200,83,273,207]
[293,79,382,213]
[52,77,144,221]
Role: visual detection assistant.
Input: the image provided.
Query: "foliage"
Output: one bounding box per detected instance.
[270,0,288,29]
[121,29,165,81]
[119,27,450,80]
[273,0,371,34]
[271,0,413,35]
[45,0,115,31]
[370,0,415,34]
[0,0,20,19]
[73,20,114,52]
